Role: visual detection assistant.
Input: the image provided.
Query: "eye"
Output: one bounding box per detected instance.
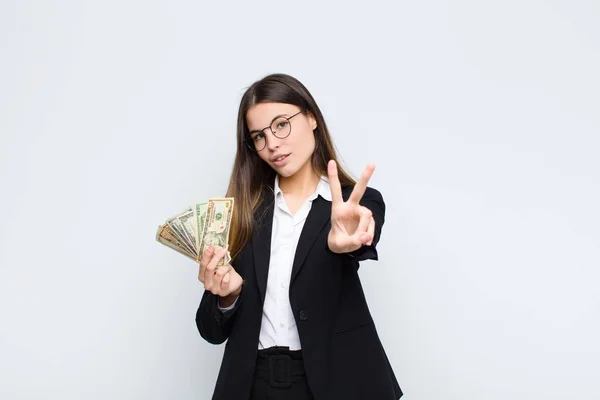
[251,132,264,142]
[276,120,289,130]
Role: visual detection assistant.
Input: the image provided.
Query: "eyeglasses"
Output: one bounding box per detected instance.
[246,110,303,152]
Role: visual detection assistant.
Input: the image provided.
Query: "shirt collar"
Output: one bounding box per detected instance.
[274,174,332,202]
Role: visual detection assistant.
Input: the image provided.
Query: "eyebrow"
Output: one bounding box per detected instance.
[248,113,289,134]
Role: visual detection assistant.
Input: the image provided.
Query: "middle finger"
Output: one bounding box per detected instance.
[348,164,375,204]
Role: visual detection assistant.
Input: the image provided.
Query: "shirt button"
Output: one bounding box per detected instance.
[280,323,285,328]
[280,283,285,289]
[299,310,307,321]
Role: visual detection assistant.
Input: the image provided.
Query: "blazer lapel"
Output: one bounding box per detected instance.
[290,195,332,285]
[252,192,275,304]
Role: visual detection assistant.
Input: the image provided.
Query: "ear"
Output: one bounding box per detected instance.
[307,112,318,130]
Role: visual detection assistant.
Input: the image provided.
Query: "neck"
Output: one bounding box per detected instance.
[278,163,320,198]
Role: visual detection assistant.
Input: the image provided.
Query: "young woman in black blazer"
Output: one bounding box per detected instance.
[196,73,402,400]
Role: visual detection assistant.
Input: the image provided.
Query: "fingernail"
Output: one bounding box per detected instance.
[208,245,214,252]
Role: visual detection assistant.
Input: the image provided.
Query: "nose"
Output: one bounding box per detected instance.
[264,130,283,151]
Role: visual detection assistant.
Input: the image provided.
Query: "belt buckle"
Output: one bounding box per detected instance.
[269,354,292,388]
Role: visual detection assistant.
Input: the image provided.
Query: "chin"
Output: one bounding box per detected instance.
[275,168,295,178]
[273,164,298,178]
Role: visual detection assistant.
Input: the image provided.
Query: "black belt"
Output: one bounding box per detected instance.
[254,346,306,388]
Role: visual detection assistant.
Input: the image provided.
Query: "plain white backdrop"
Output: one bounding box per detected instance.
[1,1,599,399]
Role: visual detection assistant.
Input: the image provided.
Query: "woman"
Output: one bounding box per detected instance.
[196,73,402,400]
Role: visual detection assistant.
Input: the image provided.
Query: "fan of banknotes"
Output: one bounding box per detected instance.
[156,198,234,266]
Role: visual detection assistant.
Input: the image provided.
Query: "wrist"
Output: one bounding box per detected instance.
[218,288,241,308]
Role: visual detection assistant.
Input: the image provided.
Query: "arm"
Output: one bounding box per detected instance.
[195,288,241,345]
[195,246,244,345]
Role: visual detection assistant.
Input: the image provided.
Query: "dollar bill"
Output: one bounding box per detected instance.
[176,206,198,253]
[156,223,197,261]
[194,202,208,252]
[198,198,234,267]
[166,214,195,255]
[157,198,234,266]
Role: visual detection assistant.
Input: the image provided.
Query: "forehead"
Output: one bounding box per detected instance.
[246,102,300,130]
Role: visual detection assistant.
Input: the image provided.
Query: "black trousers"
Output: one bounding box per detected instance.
[250,346,315,400]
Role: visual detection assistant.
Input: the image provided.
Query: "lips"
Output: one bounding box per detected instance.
[271,154,290,162]
[271,154,290,166]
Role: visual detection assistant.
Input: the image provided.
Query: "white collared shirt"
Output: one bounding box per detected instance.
[218,174,332,350]
[259,174,332,350]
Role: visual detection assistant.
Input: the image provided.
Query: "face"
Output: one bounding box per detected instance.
[246,102,317,178]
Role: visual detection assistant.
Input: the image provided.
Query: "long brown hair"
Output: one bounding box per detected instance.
[225,73,355,260]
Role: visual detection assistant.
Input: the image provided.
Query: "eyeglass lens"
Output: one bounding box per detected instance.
[250,116,292,151]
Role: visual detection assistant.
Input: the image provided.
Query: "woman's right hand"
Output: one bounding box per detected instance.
[198,245,243,303]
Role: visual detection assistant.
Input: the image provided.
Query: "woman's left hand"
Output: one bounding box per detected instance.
[327,160,376,254]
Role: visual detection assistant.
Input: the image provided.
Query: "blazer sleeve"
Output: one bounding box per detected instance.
[347,186,385,262]
[195,258,243,345]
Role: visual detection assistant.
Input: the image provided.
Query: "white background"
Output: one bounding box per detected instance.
[1,1,599,399]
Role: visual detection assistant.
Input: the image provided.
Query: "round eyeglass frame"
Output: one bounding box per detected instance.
[246,110,304,152]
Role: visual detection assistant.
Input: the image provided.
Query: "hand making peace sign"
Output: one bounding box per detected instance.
[327,160,377,254]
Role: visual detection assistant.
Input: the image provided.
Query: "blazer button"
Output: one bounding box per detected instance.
[299,310,308,321]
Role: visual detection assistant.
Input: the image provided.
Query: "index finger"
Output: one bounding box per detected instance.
[208,246,228,270]
[327,160,343,204]
[348,163,375,204]
[198,245,215,282]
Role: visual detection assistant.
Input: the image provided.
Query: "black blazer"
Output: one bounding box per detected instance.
[196,184,403,400]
